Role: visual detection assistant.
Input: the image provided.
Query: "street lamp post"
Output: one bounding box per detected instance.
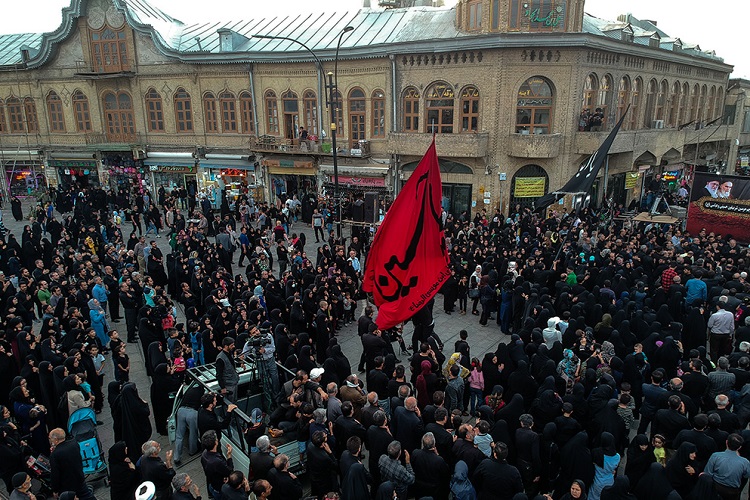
[252,26,353,239]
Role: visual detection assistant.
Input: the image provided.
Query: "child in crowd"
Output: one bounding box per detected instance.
[113,342,130,382]
[468,357,484,414]
[474,419,494,457]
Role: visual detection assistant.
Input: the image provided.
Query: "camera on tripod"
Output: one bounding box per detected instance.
[241,329,272,357]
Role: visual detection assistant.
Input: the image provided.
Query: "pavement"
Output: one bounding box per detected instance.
[0,198,511,500]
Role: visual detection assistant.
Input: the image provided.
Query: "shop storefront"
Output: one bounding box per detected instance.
[0,150,46,197]
[50,158,99,191]
[265,158,317,202]
[101,152,144,193]
[199,156,258,208]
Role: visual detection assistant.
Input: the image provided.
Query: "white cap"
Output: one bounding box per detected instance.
[310,367,325,379]
[135,482,156,500]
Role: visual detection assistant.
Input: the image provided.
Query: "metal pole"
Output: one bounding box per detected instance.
[328,71,341,239]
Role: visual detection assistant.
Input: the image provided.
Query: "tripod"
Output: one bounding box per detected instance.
[649,192,673,217]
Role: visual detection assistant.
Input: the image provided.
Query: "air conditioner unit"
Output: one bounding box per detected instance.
[652,120,665,129]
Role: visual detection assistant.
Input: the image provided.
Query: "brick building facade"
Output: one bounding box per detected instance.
[0,0,740,215]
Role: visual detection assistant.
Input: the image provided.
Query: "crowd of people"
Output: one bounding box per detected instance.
[1,181,750,500]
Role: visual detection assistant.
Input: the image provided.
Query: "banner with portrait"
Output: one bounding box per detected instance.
[687,172,750,242]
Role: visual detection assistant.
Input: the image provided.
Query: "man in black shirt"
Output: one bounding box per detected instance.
[367,356,390,408]
[200,430,233,500]
[197,393,237,444]
[411,432,450,500]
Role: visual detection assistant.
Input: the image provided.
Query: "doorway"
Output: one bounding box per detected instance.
[442,183,472,217]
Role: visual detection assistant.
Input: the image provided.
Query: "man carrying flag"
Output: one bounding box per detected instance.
[363,138,450,330]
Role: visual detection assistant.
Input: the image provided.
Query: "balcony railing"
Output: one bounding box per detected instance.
[250,136,372,158]
[508,133,562,158]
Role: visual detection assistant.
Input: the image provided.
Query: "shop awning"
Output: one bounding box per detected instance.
[201,159,255,170]
[318,164,389,177]
[144,159,195,167]
[264,158,315,176]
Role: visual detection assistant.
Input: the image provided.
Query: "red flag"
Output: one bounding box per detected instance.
[362,138,449,330]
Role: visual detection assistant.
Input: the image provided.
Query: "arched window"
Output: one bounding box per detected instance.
[219,91,237,133]
[707,86,717,122]
[667,82,680,128]
[701,85,709,121]
[24,98,38,133]
[102,91,136,142]
[582,73,598,111]
[264,90,279,135]
[690,84,700,122]
[629,77,642,130]
[716,87,724,122]
[281,90,299,139]
[643,79,657,127]
[402,87,420,132]
[239,91,254,135]
[174,88,193,133]
[372,89,385,138]
[303,90,318,137]
[597,74,612,126]
[655,80,668,122]
[0,100,7,133]
[678,82,689,125]
[348,88,366,143]
[616,76,630,128]
[46,91,65,132]
[203,92,218,133]
[516,76,554,135]
[90,25,129,73]
[425,82,454,133]
[510,164,549,210]
[460,86,480,132]
[145,88,164,132]
[72,91,91,132]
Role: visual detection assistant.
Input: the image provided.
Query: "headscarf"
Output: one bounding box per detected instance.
[600,476,635,500]
[416,360,433,408]
[449,460,476,500]
[87,298,105,314]
[444,352,470,379]
[558,349,580,379]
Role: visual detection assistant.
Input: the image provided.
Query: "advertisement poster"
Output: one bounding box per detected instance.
[514,177,546,197]
[687,172,750,242]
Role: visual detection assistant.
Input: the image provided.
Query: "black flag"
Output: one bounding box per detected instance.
[535,106,629,212]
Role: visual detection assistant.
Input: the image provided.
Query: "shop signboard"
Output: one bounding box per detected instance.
[625,172,639,189]
[334,175,386,187]
[687,172,750,242]
[149,165,194,173]
[514,177,546,197]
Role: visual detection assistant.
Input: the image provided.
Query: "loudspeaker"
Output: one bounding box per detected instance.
[364,192,378,223]
[351,199,365,222]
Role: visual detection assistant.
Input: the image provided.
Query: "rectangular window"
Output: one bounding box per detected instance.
[724,104,736,125]
[266,97,279,135]
[24,100,39,133]
[147,100,164,132]
[743,110,750,133]
[90,27,130,73]
[0,102,6,133]
[469,1,482,29]
[492,0,500,29]
[73,96,91,132]
[221,100,237,133]
[240,97,255,134]
[204,99,218,133]
[372,95,385,138]
[404,96,419,132]
[8,100,24,133]
[175,95,193,133]
[47,98,65,132]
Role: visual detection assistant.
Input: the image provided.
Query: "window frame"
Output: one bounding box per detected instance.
[145,88,164,132]
[402,87,420,133]
[239,91,255,135]
[332,89,344,137]
[90,25,130,73]
[667,81,680,128]
[174,88,193,133]
[616,76,630,129]
[0,100,6,134]
[72,91,92,133]
[460,86,480,132]
[102,90,136,142]
[425,82,455,134]
[265,90,279,135]
[281,90,299,139]
[372,89,386,138]
[302,90,318,137]
[348,88,366,143]
[203,92,218,133]
[516,76,554,135]
[219,90,237,134]
[24,98,38,134]
[468,0,482,30]
[46,91,65,133]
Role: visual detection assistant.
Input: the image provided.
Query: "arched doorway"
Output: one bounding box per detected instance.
[510,164,548,211]
[401,159,473,216]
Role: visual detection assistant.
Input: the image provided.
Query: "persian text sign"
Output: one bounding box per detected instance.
[514,177,546,197]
